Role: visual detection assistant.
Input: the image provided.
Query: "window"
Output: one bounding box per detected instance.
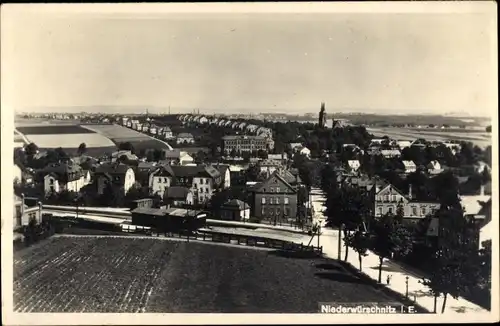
[270,198,274,204]
[284,208,290,216]
[388,207,393,214]
[431,207,437,214]
[392,195,397,202]
[412,206,417,216]
[421,207,427,216]
[200,179,204,185]
[276,187,281,193]
[284,197,289,205]
[384,195,389,202]
[276,197,280,205]
[276,208,281,215]
[261,197,266,204]
[270,187,274,192]
[50,179,54,185]
[378,207,383,215]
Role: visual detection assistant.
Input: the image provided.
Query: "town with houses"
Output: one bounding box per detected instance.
[12,102,494,314]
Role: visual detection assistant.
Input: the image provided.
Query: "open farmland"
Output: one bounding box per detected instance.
[367,127,492,149]
[15,124,117,153]
[82,124,172,151]
[14,236,402,313]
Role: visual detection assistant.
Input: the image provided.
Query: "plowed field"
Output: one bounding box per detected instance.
[14,236,400,313]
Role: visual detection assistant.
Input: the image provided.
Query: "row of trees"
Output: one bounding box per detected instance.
[320,164,491,313]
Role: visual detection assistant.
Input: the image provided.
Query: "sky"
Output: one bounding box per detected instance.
[1,4,496,117]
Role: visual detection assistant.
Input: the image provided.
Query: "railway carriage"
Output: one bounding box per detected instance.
[131,207,207,233]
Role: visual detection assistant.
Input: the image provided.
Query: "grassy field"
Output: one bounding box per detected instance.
[15,124,117,149]
[82,124,172,151]
[367,127,491,148]
[17,125,95,135]
[13,236,401,313]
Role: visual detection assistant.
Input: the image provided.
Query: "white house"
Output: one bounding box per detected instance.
[199,116,209,124]
[176,133,195,144]
[159,126,174,139]
[398,140,413,150]
[148,165,175,198]
[427,160,443,175]
[402,160,417,173]
[380,149,401,158]
[135,122,143,131]
[298,146,311,158]
[149,125,158,135]
[43,163,87,195]
[347,160,361,172]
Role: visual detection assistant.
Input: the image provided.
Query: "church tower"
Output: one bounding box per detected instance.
[319,102,327,128]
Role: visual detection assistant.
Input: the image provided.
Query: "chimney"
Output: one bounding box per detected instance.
[408,184,413,200]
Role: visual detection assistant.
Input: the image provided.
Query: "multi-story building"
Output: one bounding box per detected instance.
[148,164,221,205]
[372,184,440,222]
[148,164,175,198]
[171,165,221,205]
[249,169,300,224]
[14,194,43,231]
[94,162,136,195]
[222,135,269,154]
[43,162,88,195]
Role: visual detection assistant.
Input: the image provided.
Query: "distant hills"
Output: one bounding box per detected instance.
[17,105,491,120]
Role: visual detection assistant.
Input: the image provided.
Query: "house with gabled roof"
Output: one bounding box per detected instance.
[163,186,194,208]
[148,164,175,198]
[94,162,136,195]
[176,133,195,144]
[373,183,440,221]
[42,162,88,195]
[347,160,361,172]
[402,160,417,173]
[248,169,299,223]
[427,160,443,175]
[220,199,250,221]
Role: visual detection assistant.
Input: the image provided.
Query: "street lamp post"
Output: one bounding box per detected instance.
[405,276,409,298]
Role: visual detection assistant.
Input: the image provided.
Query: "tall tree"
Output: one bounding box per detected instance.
[421,205,480,313]
[344,229,371,271]
[77,143,87,156]
[370,213,413,283]
[24,143,39,157]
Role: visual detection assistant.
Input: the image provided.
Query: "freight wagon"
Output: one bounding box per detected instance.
[131,207,207,233]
